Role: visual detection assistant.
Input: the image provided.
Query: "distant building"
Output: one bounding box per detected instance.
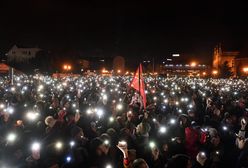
[0,63,10,74]
[162,63,208,77]
[6,45,41,63]
[235,58,248,77]
[78,59,90,70]
[212,44,248,76]
[113,56,125,74]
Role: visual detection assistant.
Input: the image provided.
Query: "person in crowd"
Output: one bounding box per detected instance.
[0,75,248,168]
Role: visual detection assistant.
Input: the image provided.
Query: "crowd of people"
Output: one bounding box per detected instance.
[0,74,248,168]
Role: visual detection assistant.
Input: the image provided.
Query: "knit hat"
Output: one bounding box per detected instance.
[208,128,218,138]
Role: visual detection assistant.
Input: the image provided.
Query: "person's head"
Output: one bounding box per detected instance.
[127,111,133,121]
[90,121,97,131]
[136,122,150,135]
[90,138,109,156]
[161,142,169,152]
[132,158,149,168]
[179,114,189,127]
[52,98,59,108]
[71,126,84,140]
[106,128,116,138]
[188,110,195,118]
[45,116,56,128]
[100,133,111,148]
[3,112,10,122]
[63,101,70,109]
[211,135,220,147]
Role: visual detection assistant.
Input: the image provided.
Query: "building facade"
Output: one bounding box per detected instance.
[212,44,248,77]
[6,45,41,63]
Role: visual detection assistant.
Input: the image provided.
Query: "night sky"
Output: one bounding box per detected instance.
[0,0,248,67]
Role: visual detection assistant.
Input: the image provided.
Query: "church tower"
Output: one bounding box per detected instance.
[212,44,222,70]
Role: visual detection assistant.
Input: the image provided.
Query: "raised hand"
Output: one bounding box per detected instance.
[117,141,128,159]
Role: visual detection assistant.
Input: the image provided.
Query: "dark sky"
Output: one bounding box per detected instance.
[0,0,248,66]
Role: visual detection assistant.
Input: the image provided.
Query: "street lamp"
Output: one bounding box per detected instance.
[243,67,248,76]
[212,70,218,76]
[63,64,72,72]
[243,67,248,73]
[190,62,197,67]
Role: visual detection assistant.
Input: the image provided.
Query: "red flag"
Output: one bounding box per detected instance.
[130,64,146,109]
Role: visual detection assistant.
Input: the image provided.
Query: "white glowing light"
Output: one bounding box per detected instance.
[200,152,206,157]
[70,141,75,147]
[26,111,39,121]
[86,109,93,114]
[96,109,104,118]
[7,132,17,142]
[106,164,113,168]
[159,126,167,134]
[72,103,76,108]
[55,141,63,149]
[7,107,14,114]
[10,87,16,92]
[103,94,107,100]
[31,142,41,151]
[222,126,228,131]
[149,141,156,148]
[104,140,110,145]
[66,156,71,162]
[170,118,176,124]
[38,85,44,91]
[0,104,5,109]
[119,141,127,146]
[116,104,123,110]
[109,117,114,122]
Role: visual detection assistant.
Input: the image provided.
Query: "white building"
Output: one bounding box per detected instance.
[6,45,41,63]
